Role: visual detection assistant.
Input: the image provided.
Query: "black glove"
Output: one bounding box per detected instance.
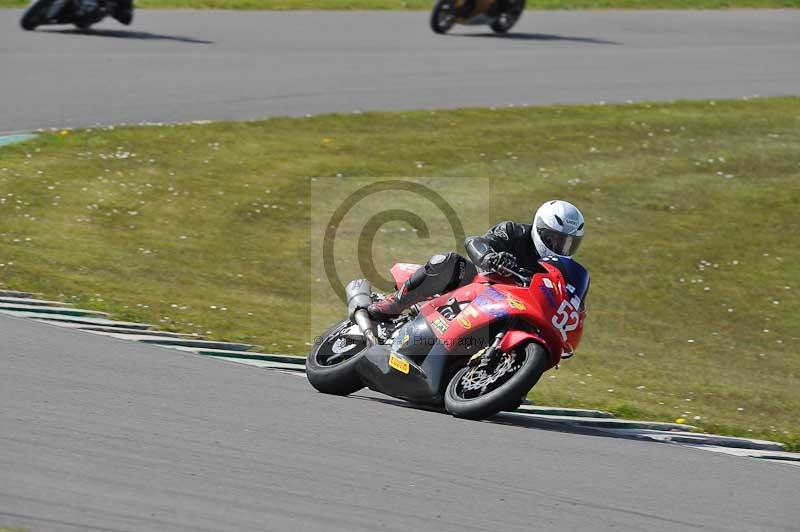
[483,251,517,274]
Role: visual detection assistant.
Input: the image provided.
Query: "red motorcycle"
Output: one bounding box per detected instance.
[306,257,588,420]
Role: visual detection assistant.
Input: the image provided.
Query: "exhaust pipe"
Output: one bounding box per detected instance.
[346,279,372,318]
[346,279,377,345]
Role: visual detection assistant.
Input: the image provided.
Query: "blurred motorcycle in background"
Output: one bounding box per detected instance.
[430,0,526,34]
[21,0,133,30]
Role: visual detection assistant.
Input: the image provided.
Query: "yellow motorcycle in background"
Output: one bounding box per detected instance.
[430,0,526,35]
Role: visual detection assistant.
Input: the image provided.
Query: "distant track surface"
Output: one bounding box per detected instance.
[1,314,798,532]
[1,9,799,132]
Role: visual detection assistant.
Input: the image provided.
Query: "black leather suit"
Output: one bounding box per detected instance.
[399,221,541,299]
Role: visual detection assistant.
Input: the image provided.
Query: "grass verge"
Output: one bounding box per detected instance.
[2,0,799,9]
[1,97,798,449]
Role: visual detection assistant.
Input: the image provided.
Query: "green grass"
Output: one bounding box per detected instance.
[2,0,799,9]
[1,97,798,449]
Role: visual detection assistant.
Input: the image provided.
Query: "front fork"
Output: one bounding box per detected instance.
[468,327,507,368]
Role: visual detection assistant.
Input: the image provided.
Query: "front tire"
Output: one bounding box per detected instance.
[445,342,549,420]
[490,0,525,34]
[20,0,56,30]
[305,319,368,396]
[430,0,457,34]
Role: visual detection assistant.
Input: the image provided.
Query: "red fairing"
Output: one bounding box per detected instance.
[500,330,547,356]
[535,261,587,356]
[390,263,423,288]
[409,259,586,370]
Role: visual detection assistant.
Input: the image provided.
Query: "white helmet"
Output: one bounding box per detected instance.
[532,200,585,258]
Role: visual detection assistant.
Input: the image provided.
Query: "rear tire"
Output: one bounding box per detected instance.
[445,342,549,420]
[430,0,457,34]
[305,319,368,396]
[20,0,55,30]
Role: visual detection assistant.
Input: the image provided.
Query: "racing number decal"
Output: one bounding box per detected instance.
[552,296,580,341]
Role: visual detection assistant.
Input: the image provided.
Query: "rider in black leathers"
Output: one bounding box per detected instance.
[368,200,587,320]
[457,0,515,17]
[77,0,133,25]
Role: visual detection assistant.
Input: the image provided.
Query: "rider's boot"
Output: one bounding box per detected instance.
[368,252,474,321]
[367,265,435,321]
[112,0,133,25]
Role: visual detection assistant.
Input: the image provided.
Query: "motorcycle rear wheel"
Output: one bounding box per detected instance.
[305,319,368,396]
[444,341,549,420]
[430,0,457,34]
[20,0,56,30]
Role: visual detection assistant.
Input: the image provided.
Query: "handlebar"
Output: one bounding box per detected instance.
[497,265,532,286]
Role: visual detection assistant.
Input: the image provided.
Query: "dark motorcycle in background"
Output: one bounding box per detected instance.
[21,0,133,31]
[430,0,526,35]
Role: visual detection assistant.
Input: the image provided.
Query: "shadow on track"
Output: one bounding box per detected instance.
[351,394,647,444]
[41,28,214,44]
[454,32,620,45]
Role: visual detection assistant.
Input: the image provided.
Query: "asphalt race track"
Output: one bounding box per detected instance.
[1,9,800,133]
[1,314,798,532]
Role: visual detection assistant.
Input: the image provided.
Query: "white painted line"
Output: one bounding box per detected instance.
[764,459,800,467]
[506,411,696,432]
[592,427,786,451]
[0,296,74,307]
[157,345,306,364]
[517,404,614,418]
[207,356,305,371]
[82,330,257,350]
[0,303,107,317]
[681,445,800,466]
[36,319,196,337]
[1,310,152,329]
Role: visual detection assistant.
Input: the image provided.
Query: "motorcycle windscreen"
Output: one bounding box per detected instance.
[540,257,590,308]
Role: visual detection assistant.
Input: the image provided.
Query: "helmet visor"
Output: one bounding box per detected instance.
[537,227,582,256]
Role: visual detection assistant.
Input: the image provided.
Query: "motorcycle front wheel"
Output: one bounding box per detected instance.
[305,319,369,396]
[20,0,57,30]
[490,0,525,34]
[444,341,549,420]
